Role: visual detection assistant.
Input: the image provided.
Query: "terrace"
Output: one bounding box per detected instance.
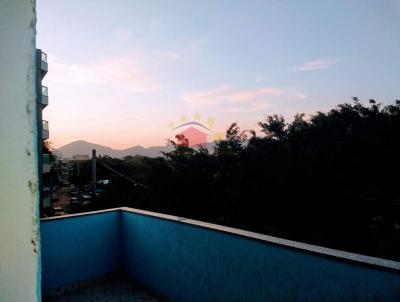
[41,208,400,302]
[38,49,48,77]
[42,120,49,140]
[43,154,51,173]
[41,85,48,108]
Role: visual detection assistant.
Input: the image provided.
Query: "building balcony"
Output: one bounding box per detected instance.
[41,85,48,108]
[42,120,49,140]
[37,49,48,78]
[43,197,51,208]
[42,164,50,174]
[43,154,51,173]
[41,208,400,302]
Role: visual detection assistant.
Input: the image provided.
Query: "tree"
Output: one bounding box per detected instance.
[66,99,400,261]
[214,123,247,156]
[258,114,287,140]
[163,134,196,160]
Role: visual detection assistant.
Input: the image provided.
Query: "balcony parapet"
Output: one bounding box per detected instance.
[41,207,400,302]
[43,164,50,173]
[42,120,49,140]
[41,85,48,108]
[43,154,51,173]
[43,197,51,208]
[41,207,400,271]
[37,49,48,78]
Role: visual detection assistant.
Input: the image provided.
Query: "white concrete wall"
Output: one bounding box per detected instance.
[0,1,40,301]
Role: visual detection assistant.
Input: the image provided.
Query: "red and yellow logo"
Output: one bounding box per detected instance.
[168,113,224,146]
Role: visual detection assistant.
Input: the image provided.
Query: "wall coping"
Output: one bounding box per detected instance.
[41,207,400,272]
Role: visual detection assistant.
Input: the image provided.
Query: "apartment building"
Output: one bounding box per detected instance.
[36,49,50,209]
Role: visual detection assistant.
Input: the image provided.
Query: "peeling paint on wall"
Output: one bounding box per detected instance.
[0,0,41,301]
[28,180,37,194]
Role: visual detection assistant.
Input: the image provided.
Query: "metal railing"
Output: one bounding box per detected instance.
[42,120,49,130]
[43,154,50,165]
[42,86,48,97]
[41,51,47,63]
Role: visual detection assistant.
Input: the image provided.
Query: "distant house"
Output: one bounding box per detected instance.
[177,126,208,147]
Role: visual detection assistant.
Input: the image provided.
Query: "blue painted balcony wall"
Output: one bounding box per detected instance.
[41,208,400,301]
[121,211,400,302]
[40,211,121,291]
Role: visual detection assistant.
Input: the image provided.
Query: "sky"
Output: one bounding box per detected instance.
[37,0,400,149]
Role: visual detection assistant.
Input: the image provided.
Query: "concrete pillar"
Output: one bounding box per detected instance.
[0,1,41,301]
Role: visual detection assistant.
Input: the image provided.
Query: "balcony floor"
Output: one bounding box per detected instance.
[43,278,165,302]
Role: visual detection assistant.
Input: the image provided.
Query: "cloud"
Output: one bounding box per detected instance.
[291,58,338,71]
[46,55,159,93]
[225,100,274,113]
[182,85,284,106]
[295,92,307,99]
[115,115,142,122]
[229,87,282,103]
[181,84,234,106]
[256,75,266,83]
[189,36,208,50]
[164,51,184,62]
[113,27,133,41]
[181,84,305,112]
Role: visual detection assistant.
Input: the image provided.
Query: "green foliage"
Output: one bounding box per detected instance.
[163,134,197,160]
[86,100,400,260]
[215,123,248,156]
[258,114,287,140]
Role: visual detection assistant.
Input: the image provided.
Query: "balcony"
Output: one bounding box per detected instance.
[43,197,51,208]
[41,208,400,302]
[42,120,49,140]
[41,85,48,108]
[37,49,48,78]
[43,154,50,173]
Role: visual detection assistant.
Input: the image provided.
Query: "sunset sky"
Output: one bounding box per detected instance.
[37,0,400,149]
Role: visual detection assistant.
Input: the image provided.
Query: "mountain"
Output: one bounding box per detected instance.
[57,140,218,159]
[57,140,174,159]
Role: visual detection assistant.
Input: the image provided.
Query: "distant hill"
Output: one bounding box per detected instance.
[57,140,216,159]
[57,140,173,158]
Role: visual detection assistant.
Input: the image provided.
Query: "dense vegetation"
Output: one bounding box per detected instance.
[73,99,400,260]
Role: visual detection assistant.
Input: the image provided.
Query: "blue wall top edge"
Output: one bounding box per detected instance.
[41,207,400,273]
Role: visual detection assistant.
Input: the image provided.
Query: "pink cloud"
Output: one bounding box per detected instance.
[292,58,338,71]
[182,85,283,106]
[113,27,133,41]
[181,85,304,112]
[47,55,159,93]
[181,84,233,106]
[164,51,184,62]
[230,87,282,103]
